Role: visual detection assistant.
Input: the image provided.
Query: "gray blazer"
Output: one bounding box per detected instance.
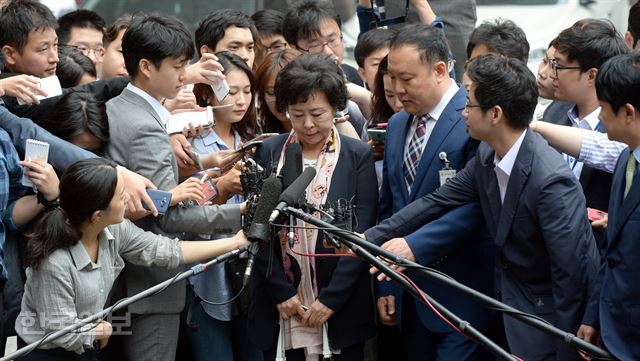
[105,87,242,314]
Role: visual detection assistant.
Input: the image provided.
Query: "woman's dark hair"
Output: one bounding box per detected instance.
[371,55,395,126]
[26,158,119,269]
[275,54,347,113]
[465,54,538,130]
[41,91,109,154]
[254,48,301,133]
[56,46,97,88]
[105,14,132,45]
[193,51,258,140]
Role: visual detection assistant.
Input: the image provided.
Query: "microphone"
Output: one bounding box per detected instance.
[281,143,302,189]
[244,175,282,286]
[269,167,317,223]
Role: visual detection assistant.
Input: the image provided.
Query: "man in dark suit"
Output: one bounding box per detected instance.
[588,52,640,360]
[543,20,629,213]
[375,24,493,361]
[366,53,600,360]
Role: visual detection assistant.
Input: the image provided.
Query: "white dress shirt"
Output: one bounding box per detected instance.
[493,130,527,203]
[565,105,601,178]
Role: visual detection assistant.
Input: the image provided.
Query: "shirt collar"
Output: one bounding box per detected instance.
[567,105,601,131]
[493,130,527,177]
[200,128,241,149]
[427,79,459,121]
[69,228,114,271]
[633,146,640,164]
[126,83,171,125]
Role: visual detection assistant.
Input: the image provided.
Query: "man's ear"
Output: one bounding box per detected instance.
[357,67,367,85]
[2,45,19,67]
[625,31,635,50]
[587,68,598,84]
[138,58,153,79]
[433,60,448,83]
[200,44,214,56]
[491,105,504,126]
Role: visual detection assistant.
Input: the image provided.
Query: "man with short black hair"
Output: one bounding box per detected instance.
[367,53,600,361]
[251,9,288,67]
[57,9,106,78]
[195,9,258,68]
[353,28,394,91]
[544,20,628,214]
[373,24,493,361]
[0,0,59,78]
[466,19,530,63]
[591,51,640,360]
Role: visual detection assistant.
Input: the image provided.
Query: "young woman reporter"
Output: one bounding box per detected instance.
[15,158,250,361]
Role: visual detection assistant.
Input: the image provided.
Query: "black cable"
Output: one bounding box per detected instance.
[198,283,246,306]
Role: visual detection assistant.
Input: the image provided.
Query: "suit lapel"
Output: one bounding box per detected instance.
[121,88,166,130]
[609,149,640,245]
[393,113,412,203]
[494,130,533,248]
[409,87,466,201]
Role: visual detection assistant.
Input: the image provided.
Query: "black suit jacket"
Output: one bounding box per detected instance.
[248,133,378,351]
[542,101,612,212]
[366,129,600,360]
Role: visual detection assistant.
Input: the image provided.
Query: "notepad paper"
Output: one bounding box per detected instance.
[16,75,63,105]
[22,139,50,189]
[165,106,214,134]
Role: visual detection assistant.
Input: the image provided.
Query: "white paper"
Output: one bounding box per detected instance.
[165,106,214,134]
[22,139,50,188]
[17,75,63,105]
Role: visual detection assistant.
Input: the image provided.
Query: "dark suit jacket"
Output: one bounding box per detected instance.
[248,133,378,351]
[598,148,640,360]
[377,87,493,333]
[366,129,600,360]
[542,101,612,212]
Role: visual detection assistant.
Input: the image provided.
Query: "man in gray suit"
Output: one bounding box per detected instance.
[366,54,600,360]
[105,15,243,361]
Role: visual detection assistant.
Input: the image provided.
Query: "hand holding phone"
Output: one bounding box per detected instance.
[143,189,172,215]
[587,208,607,222]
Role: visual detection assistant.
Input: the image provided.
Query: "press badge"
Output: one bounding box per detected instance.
[438,151,456,186]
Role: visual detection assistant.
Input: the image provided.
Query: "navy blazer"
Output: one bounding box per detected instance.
[377,87,494,333]
[598,148,640,360]
[366,129,600,360]
[543,101,612,212]
[248,133,378,351]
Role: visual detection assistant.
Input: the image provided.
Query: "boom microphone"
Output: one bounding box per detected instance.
[244,176,282,286]
[269,167,317,223]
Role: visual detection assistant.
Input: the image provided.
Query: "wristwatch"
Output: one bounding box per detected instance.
[36,191,59,209]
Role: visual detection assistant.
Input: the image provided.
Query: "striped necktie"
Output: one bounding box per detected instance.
[404,115,429,192]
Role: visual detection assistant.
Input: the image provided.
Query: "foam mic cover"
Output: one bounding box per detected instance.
[279,167,316,207]
[247,175,282,243]
[281,143,302,189]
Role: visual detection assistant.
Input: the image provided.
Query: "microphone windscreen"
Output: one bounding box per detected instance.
[253,176,283,225]
[279,167,316,206]
[281,143,302,189]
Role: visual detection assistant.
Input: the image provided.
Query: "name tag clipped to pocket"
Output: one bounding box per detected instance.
[438,152,456,186]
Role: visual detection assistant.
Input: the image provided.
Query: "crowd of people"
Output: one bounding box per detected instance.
[0,0,639,360]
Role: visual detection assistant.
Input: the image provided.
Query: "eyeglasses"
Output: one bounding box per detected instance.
[465,100,485,109]
[62,44,105,58]
[299,35,343,54]
[264,41,288,53]
[550,59,581,77]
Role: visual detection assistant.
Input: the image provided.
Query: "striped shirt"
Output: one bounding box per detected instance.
[578,129,626,173]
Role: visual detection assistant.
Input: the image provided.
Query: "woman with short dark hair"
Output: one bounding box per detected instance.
[249,54,377,361]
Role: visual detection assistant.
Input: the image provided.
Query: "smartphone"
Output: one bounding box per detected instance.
[188,149,203,170]
[196,177,219,205]
[587,208,607,222]
[143,189,172,214]
[211,78,230,102]
[367,128,387,143]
